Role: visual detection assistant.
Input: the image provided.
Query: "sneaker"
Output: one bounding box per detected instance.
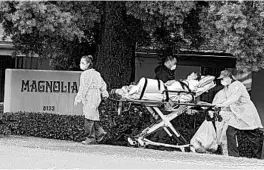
[81,138,97,145]
[220,144,228,156]
[190,146,196,153]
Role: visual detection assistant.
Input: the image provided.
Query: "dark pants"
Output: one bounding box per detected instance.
[226,126,240,157]
[227,126,261,158]
[84,119,105,141]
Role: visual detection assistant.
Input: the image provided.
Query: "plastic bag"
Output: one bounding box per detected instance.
[190,120,218,153]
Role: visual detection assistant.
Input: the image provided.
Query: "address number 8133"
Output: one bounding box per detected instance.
[43,106,55,111]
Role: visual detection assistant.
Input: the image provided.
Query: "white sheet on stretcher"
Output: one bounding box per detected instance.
[114,75,216,103]
[127,82,215,102]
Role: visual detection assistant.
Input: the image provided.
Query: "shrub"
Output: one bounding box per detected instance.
[0,100,204,145]
[0,123,11,136]
[237,129,264,159]
[0,99,263,159]
[2,112,86,141]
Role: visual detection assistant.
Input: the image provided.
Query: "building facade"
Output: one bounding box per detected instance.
[0,41,53,101]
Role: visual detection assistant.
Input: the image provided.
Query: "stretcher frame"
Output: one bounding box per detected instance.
[110,84,217,152]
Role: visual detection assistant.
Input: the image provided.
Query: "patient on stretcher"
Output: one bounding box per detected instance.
[112,72,215,102]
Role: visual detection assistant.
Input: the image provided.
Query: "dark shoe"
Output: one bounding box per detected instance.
[97,133,107,143]
[81,138,97,145]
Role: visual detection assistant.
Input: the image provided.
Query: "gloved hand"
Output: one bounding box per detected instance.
[74,100,78,106]
[215,103,225,108]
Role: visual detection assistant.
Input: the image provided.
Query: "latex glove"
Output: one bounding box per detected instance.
[215,103,225,108]
[208,111,214,118]
[74,100,78,106]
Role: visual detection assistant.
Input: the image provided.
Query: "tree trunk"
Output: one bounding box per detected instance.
[96,1,135,89]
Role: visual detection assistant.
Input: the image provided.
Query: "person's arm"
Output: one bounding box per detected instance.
[75,73,86,103]
[100,76,109,99]
[212,90,224,105]
[216,82,243,107]
[75,71,93,103]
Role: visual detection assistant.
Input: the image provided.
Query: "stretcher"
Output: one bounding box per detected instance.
[110,84,220,152]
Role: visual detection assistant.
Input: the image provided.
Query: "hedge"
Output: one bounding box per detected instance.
[0,100,263,159]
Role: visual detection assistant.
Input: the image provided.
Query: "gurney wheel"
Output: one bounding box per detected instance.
[137,138,147,148]
[138,143,146,148]
[138,141,146,148]
[139,145,146,148]
[127,137,139,147]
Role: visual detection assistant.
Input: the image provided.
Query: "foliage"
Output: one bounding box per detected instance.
[200,1,264,72]
[0,1,99,70]
[182,1,208,49]
[0,124,11,136]
[94,1,151,89]
[0,99,205,146]
[0,1,209,85]
[0,96,263,157]
[126,1,200,51]
[0,99,263,158]
[2,1,264,81]
[237,129,264,159]
[3,112,87,141]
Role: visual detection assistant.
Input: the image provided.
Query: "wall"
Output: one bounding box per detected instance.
[175,65,200,80]
[134,54,237,103]
[0,56,15,102]
[0,56,54,102]
[15,57,53,70]
[4,69,83,115]
[251,70,264,126]
[135,57,159,81]
[135,56,200,82]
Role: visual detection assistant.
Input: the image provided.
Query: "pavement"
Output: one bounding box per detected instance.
[0,135,264,169]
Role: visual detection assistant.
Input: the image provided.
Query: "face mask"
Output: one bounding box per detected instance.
[80,63,89,70]
[221,80,227,86]
[221,79,230,86]
[80,65,85,70]
[80,58,90,70]
[171,65,176,70]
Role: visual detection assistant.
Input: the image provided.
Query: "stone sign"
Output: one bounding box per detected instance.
[4,69,83,115]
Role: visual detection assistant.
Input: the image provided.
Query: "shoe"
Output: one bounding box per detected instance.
[190,146,196,153]
[220,143,228,156]
[81,138,97,145]
[97,133,107,143]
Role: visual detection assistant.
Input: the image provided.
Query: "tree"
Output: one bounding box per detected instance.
[126,1,197,50]
[0,1,99,70]
[0,1,148,88]
[126,1,207,63]
[0,1,201,89]
[95,1,199,88]
[200,1,264,72]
